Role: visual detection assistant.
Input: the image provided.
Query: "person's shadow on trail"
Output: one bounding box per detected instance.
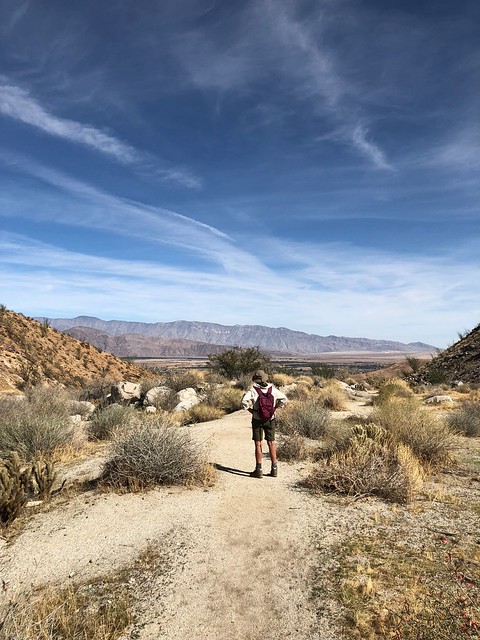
[214,463,251,477]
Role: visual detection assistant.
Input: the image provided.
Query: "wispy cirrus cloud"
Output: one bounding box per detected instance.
[0,78,201,188]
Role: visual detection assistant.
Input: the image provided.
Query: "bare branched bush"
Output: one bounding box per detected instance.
[277,433,307,462]
[187,404,225,423]
[305,425,424,503]
[0,387,73,460]
[372,397,457,468]
[447,400,480,437]
[276,399,330,439]
[102,421,209,490]
[88,404,138,440]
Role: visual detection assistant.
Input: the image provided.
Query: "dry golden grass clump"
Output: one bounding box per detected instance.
[187,403,225,423]
[374,378,414,405]
[305,424,424,504]
[207,386,244,413]
[315,381,349,411]
[102,419,212,491]
[372,396,457,468]
[270,372,295,387]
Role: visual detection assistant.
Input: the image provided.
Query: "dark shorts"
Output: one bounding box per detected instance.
[252,418,275,442]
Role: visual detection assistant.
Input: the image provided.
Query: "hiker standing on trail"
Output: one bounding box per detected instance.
[241,370,288,478]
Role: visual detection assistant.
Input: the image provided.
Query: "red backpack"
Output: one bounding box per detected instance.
[255,386,276,421]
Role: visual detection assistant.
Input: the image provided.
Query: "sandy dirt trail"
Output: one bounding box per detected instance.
[1,410,343,639]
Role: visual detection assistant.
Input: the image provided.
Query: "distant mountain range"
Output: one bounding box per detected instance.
[40,316,436,357]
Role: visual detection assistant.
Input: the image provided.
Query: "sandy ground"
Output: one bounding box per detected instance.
[0,403,374,639]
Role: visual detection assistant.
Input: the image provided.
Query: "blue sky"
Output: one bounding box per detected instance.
[1,0,479,347]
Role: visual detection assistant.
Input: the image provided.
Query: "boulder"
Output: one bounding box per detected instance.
[279,383,297,395]
[69,414,83,424]
[174,387,200,412]
[145,405,157,414]
[425,395,453,405]
[110,381,142,403]
[144,386,171,406]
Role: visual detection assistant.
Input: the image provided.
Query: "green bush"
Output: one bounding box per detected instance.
[88,404,138,441]
[447,400,480,437]
[163,370,202,392]
[374,378,414,405]
[0,387,73,460]
[277,399,330,439]
[207,347,271,379]
[102,421,209,490]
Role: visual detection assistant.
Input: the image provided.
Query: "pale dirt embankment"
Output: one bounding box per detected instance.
[1,405,375,639]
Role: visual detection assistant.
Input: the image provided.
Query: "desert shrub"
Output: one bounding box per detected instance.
[102,422,209,490]
[277,434,307,462]
[208,387,243,413]
[67,399,94,418]
[232,373,255,390]
[203,371,228,384]
[78,378,113,404]
[315,383,348,411]
[310,363,336,378]
[277,399,330,439]
[163,370,202,392]
[305,425,424,504]
[375,378,414,405]
[295,375,314,386]
[284,383,313,401]
[0,387,73,460]
[270,372,295,387]
[372,397,457,468]
[147,388,178,412]
[426,367,449,384]
[207,347,271,379]
[88,404,138,441]
[187,404,225,423]
[447,400,480,437]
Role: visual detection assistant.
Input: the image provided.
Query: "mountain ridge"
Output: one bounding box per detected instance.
[41,316,436,355]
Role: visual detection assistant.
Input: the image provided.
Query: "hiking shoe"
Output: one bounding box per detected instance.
[250,468,263,478]
[270,465,278,477]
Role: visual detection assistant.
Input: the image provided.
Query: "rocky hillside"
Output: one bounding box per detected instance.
[65,327,232,358]
[42,316,436,355]
[0,308,148,392]
[414,323,480,384]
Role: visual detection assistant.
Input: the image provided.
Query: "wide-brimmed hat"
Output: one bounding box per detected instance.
[252,369,268,383]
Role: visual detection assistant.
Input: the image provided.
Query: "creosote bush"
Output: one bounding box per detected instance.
[277,398,330,439]
[447,400,480,437]
[305,425,424,504]
[0,387,73,460]
[102,420,211,491]
[187,404,225,423]
[88,404,138,441]
[207,346,271,379]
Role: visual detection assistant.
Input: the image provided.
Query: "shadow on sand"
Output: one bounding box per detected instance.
[213,463,251,477]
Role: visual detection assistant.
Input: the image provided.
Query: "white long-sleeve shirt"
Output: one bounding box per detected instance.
[241,382,288,420]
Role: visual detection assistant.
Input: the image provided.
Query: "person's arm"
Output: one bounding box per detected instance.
[272,386,288,408]
[241,388,255,413]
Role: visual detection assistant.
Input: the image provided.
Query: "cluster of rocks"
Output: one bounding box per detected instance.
[109,381,202,413]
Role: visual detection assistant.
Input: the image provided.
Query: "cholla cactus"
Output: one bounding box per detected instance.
[0,452,31,525]
[30,460,57,500]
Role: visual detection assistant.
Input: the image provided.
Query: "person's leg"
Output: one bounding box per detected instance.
[255,440,263,465]
[267,440,277,465]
